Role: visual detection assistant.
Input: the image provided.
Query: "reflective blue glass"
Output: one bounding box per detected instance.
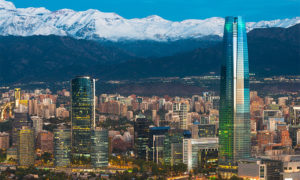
[219,16,251,172]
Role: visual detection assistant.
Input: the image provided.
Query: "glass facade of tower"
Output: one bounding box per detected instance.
[13,112,33,146]
[149,127,170,163]
[18,126,35,167]
[183,138,218,171]
[219,16,251,172]
[163,129,184,166]
[198,124,216,138]
[134,114,150,160]
[91,129,109,168]
[71,76,95,160]
[54,129,71,167]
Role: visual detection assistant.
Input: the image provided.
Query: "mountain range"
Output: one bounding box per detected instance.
[0,35,139,83]
[0,0,299,84]
[0,24,299,83]
[0,0,300,42]
[103,24,300,79]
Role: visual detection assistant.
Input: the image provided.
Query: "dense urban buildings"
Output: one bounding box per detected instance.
[0,77,300,179]
[218,16,251,176]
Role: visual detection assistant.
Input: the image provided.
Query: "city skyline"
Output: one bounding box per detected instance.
[0,0,298,178]
[0,71,299,179]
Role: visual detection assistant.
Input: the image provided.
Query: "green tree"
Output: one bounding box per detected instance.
[230,175,243,180]
[0,149,6,162]
[173,163,187,175]
[151,163,159,176]
[41,152,52,164]
[132,167,139,174]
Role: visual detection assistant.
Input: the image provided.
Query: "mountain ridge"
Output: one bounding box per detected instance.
[0,0,299,41]
[0,24,299,83]
[0,35,139,83]
[97,24,300,79]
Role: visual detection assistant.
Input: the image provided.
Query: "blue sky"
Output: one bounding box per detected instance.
[10,0,300,21]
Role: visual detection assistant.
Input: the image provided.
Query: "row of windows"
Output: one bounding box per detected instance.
[284,166,300,170]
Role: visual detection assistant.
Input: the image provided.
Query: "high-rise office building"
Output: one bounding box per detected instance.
[163,129,185,166]
[0,132,9,149]
[12,112,33,146]
[148,127,170,164]
[219,16,251,176]
[173,102,188,130]
[183,138,218,171]
[14,88,21,109]
[31,116,43,137]
[36,130,54,154]
[198,124,216,138]
[91,128,109,168]
[134,114,150,160]
[54,128,71,167]
[71,76,95,161]
[18,126,35,167]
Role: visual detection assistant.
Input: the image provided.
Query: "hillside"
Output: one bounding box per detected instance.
[0,24,299,83]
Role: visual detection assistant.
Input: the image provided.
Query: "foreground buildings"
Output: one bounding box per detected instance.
[218,16,251,176]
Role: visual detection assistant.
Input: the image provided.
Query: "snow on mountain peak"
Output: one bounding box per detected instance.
[0,0,15,10]
[0,0,299,41]
[18,7,51,15]
[143,15,169,22]
[247,17,300,30]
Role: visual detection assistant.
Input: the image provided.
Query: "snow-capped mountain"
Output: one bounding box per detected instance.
[0,0,299,41]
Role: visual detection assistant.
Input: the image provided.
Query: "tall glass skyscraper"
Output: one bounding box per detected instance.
[18,126,35,167]
[71,76,95,161]
[148,126,170,163]
[12,112,33,146]
[219,16,251,175]
[134,114,150,160]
